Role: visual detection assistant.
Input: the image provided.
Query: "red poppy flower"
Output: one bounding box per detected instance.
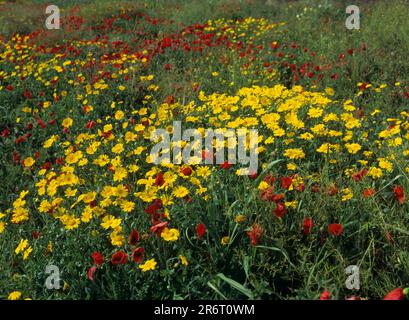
[86,121,96,129]
[23,90,33,99]
[260,187,274,201]
[131,247,144,263]
[296,184,305,192]
[393,185,405,204]
[12,151,20,163]
[129,230,140,246]
[0,128,10,138]
[273,202,287,218]
[36,119,46,129]
[91,252,104,266]
[249,172,258,180]
[166,95,175,104]
[271,193,285,203]
[352,169,367,182]
[247,223,263,246]
[180,166,192,176]
[183,195,192,203]
[15,136,25,144]
[155,172,165,186]
[328,223,343,236]
[264,175,275,185]
[55,157,65,165]
[363,188,375,198]
[145,199,163,215]
[327,185,338,196]
[220,161,233,170]
[303,217,314,235]
[111,251,128,265]
[281,176,293,190]
[196,223,206,239]
[88,266,97,281]
[31,231,41,239]
[319,290,331,300]
[150,221,168,236]
[384,288,404,300]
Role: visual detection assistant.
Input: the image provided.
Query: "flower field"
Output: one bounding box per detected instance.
[1,0,409,300]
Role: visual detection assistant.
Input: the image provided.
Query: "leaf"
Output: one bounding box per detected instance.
[243,255,250,280]
[207,281,227,300]
[255,245,296,269]
[216,273,254,299]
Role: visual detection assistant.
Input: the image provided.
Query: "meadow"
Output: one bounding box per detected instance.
[0,0,409,300]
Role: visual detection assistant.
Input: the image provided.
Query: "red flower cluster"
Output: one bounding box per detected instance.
[196,223,206,240]
[328,223,343,236]
[247,223,263,246]
[393,185,405,204]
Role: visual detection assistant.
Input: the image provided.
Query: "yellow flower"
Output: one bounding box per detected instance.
[235,215,247,224]
[308,107,323,118]
[179,255,189,266]
[112,143,124,154]
[325,87,335,96]
[258,181,269,191]
[23,246,33,260]
[172,186,189,198]
[23,157,35,168]
[61,215,81,230]
[115,110,125,120]
[378,158,393,172]
[103,124,113,133]
[82,192,96,204]
[341,188,353,201]
[368,167,383,179]
[15,239,29,255]
[0,221,6,233]
[287,163,297,170]
[221,236,230,245]
[120,200,135,213]
[44,135,58,148]
[345,143,362,154]
[300,132,314,140]
[283,148,305,160]
[8,291,22,300]
[101,215,122,229]
[47,241,53,253]
[62,117,73,128]
[110,229,124,246]
[161,228,180,241]
[139,258,157,272]
[113,166,128,182]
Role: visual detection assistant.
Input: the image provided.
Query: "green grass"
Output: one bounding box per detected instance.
[0,0,409,300]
